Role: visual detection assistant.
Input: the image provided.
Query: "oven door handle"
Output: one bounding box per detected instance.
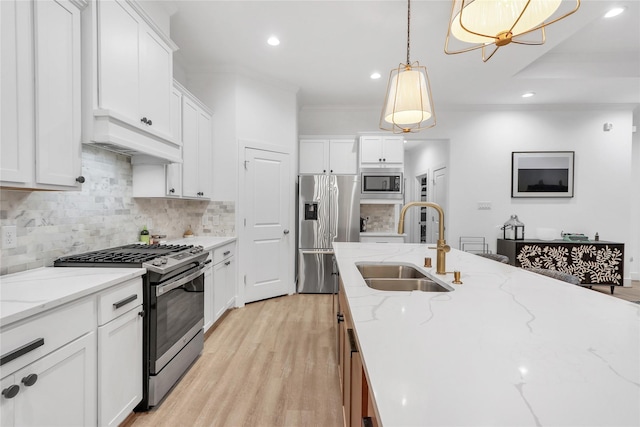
[156,263,210,297]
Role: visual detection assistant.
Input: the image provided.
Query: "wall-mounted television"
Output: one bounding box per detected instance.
[511,151,574,198]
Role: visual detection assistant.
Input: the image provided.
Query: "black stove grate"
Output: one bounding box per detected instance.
[54,243,194,267]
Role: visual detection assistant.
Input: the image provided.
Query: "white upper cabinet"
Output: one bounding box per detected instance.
[182,93,213,199]
[359,135,404,168]
[82,0,180,163]
[299,138,358,175]
[132,81,212,199]
[1,0,85,190]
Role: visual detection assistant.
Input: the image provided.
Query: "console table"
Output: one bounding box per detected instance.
[497,239,624,294]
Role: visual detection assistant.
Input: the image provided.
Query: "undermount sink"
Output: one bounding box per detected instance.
[356,263,426,279]
[364,278,449,292]
[356,263,451,292]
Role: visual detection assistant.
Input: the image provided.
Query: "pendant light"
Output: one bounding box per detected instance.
[444,0,581,62]
[380,0,436,133]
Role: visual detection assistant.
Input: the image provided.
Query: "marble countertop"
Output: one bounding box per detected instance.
[167,236,236,251]
[333,242,640,427]
[0,238,235,326]
[0,267,145,326]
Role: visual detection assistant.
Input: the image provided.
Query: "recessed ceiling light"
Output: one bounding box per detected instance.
[522,92,535,98]
[267,36,280,46]
[604,7,625,18]
[370,72,381,80]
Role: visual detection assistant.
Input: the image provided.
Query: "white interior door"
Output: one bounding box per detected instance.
[430,167,448,243]
[244,148,291,303]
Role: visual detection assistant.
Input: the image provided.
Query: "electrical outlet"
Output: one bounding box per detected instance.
[477,201,492,210]
[2,226,18,249]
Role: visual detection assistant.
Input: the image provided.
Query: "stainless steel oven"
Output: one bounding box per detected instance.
[360,169,403,199]
[54,243,211,411]
[145,256,210,407]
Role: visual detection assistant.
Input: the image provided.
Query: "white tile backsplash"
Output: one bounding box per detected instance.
[0,146,234,275]
[361,204,395,232]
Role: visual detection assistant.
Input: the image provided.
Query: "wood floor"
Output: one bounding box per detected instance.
[591,280,640,302]
[127,294,343,427]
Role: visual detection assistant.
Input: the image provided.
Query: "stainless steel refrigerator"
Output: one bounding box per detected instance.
[297,175,360,293]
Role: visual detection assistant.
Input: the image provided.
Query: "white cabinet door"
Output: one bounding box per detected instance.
[224,256,236,308]
[181,95,212,199]
[0,0,34,185]
[98,307,142,427]
[360,136,404,167]
[1,0,82,190]
[204,263,214,332]
[360,136,384,165]
[181,97,200,198]
[13,332,97,427]
[34,0,82,187]
[97,0,140,122]
[299,139,328,174]
[329,139,358,174]
[170,85,183,143]
[0,374,16,427]
[97,0,172,136]
[382,136,404,165]
[165,163,182,197]
[139,26,172,136]
[197,110,213,198]
[299,138,357,175]
[213,260,227,321]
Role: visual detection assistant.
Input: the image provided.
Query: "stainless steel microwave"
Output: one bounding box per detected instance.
[360,169,403,199]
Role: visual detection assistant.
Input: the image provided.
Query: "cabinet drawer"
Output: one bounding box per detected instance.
[212,242,235,265]
[97,278,143,326]
[0,298,95,375]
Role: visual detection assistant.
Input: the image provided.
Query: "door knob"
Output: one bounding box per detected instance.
[283,229,290,235]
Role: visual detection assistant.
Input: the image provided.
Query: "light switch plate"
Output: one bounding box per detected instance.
[2,226,17,249]
[477,201,492,210]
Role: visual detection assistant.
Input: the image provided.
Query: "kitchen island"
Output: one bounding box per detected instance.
[333,242,639,427]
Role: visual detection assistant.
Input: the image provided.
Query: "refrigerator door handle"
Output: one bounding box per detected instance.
[299,249,335,255]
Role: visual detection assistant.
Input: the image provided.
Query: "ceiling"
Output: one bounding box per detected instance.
[161,0,639,111]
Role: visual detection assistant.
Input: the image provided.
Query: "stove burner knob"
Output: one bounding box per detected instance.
[152,259,162,266]
[161,257,168,264]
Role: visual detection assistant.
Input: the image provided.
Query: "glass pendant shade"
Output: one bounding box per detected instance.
[445,0,580,61]
[380,62,436,133]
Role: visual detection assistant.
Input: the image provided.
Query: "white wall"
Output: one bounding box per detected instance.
[300,106,637,283]
[181,70,299,303]
[404,140,450,243]
[631,107,640,280]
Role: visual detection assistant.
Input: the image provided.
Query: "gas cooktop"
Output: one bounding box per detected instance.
[54,243,200,268]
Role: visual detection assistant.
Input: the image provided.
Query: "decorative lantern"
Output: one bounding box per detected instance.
[503,215,525,240]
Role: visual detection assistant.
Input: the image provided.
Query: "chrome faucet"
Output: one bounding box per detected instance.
[398,202,450,275]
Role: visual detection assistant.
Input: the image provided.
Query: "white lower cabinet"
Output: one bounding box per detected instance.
[97,278,143,427]
[213,257,231,320]
[204,262,215,332]
[205,243,236,332]
[0,277,143,427]
[1,332,97,427]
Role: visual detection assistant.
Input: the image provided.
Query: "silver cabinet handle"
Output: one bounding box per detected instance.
[283,229,290,235]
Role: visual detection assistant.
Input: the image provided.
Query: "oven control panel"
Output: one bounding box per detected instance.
[145,246,206,271]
